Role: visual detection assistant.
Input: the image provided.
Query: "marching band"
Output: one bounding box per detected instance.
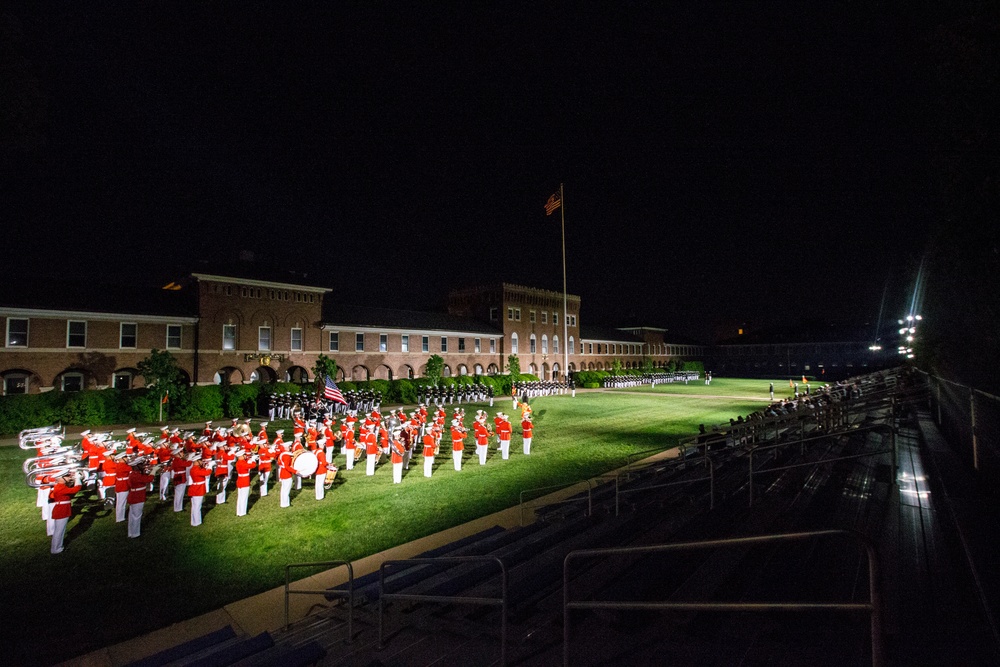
[19,400,537,553]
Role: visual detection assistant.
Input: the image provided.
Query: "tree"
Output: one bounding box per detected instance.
[611,357,623,375]
[137,349,183,421]
[641,356,655,374]
[507,354,521,379]
[424,354,444,383]
[312,354,338,385]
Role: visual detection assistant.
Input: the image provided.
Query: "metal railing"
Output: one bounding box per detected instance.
[377,556,509,665]
[518,479,601,526]
[746,423,896,506]
[284,560,354,641]
[563,529,883,667]
[615,456,714,514]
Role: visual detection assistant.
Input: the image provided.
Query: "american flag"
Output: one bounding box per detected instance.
[544,190,562,216]
[323,377,347,405]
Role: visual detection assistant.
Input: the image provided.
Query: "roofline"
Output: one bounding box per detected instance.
[191,273,332,294]
[321,323,501,337]
[0,307,199,324]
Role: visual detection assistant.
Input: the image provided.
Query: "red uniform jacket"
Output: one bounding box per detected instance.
[127,470,155,504]
[49,481,82,520]
[235,458,257,488]
[188,464,211,496]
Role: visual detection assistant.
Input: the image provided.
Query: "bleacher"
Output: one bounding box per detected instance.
[135,367,1000,665]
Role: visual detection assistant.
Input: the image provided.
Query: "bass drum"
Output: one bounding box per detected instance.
[291,450,318,477]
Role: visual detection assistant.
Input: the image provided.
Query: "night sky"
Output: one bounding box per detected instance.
[2,4,993,346]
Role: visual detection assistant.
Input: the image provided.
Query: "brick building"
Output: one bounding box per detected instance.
[1,273,704,395]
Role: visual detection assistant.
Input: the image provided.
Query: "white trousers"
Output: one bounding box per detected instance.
[315,478,325,500]
[191,496,203,526]
[393,461,402,484]
[295,475,302,490]
[453,450,463,471]
[216,477,228,504]
[127,502,144,538]
[500,439,510,460]
[424,456,433,477]
[115,491,128,522]
[259,471,270,496]
[173,483,187,511]
[159,472,171,500]
[477,444,487,465]
[51,517,69,554]
[236,486,250,516]
[345,449,355,470]
[280,477,292,507]
[366,455,376,476]
[523,437,531,455]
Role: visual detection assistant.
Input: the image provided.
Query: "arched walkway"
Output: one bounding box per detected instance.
[351,365,371,381]
[285,366,310,383]
[214,367,244,385]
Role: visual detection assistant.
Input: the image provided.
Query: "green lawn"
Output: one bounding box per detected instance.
[612,376,818,402]
[1,391,761,665]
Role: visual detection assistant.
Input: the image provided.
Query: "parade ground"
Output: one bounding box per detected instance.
[1,379,777,665]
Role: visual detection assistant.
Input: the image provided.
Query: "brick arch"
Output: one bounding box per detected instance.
[1,367,42,395]
[205,307,246,327]
[279,310,314,328]
[246,308,281,327]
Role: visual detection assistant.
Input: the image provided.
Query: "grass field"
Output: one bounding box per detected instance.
[609,376,811,402]
[0,389,762,665]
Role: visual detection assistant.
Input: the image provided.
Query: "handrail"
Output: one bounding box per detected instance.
[518,479,597,526]
[284,560,354,641]
[616,456,714,514]
[626,445,682,469]
[377,556,508,665]
[563,529,883,667]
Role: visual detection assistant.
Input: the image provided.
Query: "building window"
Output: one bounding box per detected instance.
[120,323,137,348]
[507,307,514,321]
[529,334,536,354]
[67,321,87,348]
[328,331,339,351]
[569,336,574,353]
[258,326,271,351]
[511,333,519,354]
[113,371,133,390]
[62,373,84,392]
[441,336,448,353]
[379,333,388,352]
[541,335,548,354]
[422,335,429,353]
[553,312,559,326]
[6,318,28,347]
[474,338,481,353]
[223,325,236,350]
[490,338,496,354]
[3,373,28,395]
[515,308,521,321]
[530,310,537,324]
[540,311,546,324]
[166,325,182,349]
[402,334,409,353]
[458,337,466,352]
[291,328,303,352]
[588,343,593,354]
[553,335,559,354]
[356,333,365,352]
[490,308,498,321]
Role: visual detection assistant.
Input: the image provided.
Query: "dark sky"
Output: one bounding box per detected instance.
[0,4,967,342]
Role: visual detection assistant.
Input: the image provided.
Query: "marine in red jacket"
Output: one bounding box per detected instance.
[49,474,82,554]
[126,466,156,538]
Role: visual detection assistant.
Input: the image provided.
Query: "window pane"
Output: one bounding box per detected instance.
[259,327,271,351]
[441,337,448,353]
[356,333,364,351]
[379,334,387,352]
[474,338,481,353]
[329,332,339,351]
[422,336,429,353]
[167,325,182,349]
[62,374,83,392]
[291,328,303,351]
[67,321,86,347]
[223,325,236,350]
[120,323,137,348]
[4,375,28,394]
[458,338,465,352]
[490,338,496,353]
[402,334,409,352]
[7,318,28,347]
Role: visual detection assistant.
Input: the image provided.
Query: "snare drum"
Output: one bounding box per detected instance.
[291,450,318,477]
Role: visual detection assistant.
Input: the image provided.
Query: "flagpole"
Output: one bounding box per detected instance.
[560,183,568,380]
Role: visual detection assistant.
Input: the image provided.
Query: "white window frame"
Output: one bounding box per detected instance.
[120,322,138,349]
[401,334,409,353]
[379,333,388,352]
[515,308,521,321]
[328,331,339,352]
[441,336,448,353]
[355,332,365,352]
[474,338,481,353]
[113,371,133,390]
[67,320,87,348]
[541,334,548,355]
[540,311,546,324]
[422,335,429,353]
[530,333,536,354]
[530,310,537,324]
[490,338,496,354]
[6,318,28,347]
[3,372,29,395]
[166,324,182,349]
[290,327,303,352]
[553,335,559,354]
[511,332,519,354]
[507,307,514,321]
[61,372,84,392]
[223,324,236,351]
[553,312,559,326]
[258,326,272,352]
